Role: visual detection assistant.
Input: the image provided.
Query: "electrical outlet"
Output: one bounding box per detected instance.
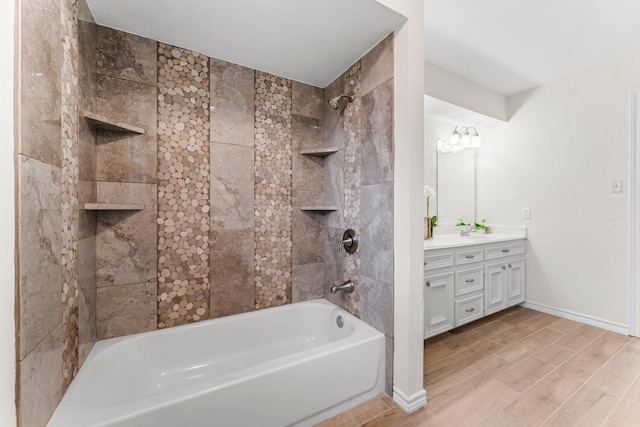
[611,179,623,193]
[522,208,531,219]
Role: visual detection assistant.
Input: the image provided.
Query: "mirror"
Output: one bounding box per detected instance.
[437,148,475,225]
[424,96,504,228]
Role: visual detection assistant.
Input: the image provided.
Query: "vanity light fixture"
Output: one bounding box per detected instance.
[439,126,482,153]
[451,125,482,149]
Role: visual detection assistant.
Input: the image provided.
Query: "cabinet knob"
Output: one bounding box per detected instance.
[465,308,475,313]
[502,249,510,253]
[426,281,431,287]
[465,279,475,283]
[502,266,506,270]
[508,264,512,268]
[464,255,475,259]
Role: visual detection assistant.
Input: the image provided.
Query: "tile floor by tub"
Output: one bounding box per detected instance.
[316,306,640,427]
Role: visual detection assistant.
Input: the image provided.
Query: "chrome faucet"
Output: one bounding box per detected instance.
[460,227,476,237]
[331,280,355,294]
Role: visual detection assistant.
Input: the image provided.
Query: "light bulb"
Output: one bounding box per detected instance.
[471,135,482,148]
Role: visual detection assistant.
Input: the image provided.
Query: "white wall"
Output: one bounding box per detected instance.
[376,0,426,411]
[0,0,16,425]
[425,62,507,122]
[477,54,640,329]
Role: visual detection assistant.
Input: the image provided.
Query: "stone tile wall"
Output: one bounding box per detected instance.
[87,29,394,344]
[291,82,325,303]
[95,182,158,337]
[94,27,158,338]
[322,33,395,394]
[209,58,255,318]
[77,8,97,368]
[16,0,95,424]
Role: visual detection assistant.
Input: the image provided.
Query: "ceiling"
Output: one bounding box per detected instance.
[424,0,640,96]
[86,0,406,88]
[424,96,503,129]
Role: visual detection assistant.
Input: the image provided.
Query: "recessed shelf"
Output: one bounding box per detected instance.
[300,147,339,158]
[83,111,146,134]
[83,203,145,211]
[299,206,338,213]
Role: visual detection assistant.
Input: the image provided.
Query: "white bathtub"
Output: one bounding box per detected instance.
[47,298,385,427]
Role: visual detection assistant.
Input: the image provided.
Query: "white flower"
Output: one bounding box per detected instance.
[424,185,436,199]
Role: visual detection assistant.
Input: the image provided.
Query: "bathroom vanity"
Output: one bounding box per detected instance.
[423,233,527,339]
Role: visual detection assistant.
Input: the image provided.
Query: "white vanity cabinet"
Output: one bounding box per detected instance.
[424,238,526,339]
[423,271,454,337]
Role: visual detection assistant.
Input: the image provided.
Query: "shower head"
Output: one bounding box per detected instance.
[328,94,353,109]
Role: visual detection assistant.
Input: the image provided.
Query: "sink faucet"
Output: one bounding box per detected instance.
[460,227,476,237]
[331,280,355,294]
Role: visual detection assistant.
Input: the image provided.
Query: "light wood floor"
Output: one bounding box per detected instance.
[316,306,640,427]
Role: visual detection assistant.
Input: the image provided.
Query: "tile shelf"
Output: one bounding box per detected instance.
[299,206,338,213]
[299,147,339,157]
[83,111,146,134]
[83,203,145,211]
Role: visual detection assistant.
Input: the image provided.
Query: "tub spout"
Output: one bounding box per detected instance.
[331,280,355,294]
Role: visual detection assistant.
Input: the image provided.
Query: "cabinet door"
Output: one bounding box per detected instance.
[424,272,454,339]
[507,258,526,306]
[485,263,506,315]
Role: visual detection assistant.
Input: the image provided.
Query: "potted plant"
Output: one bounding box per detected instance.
[474,218,490,234]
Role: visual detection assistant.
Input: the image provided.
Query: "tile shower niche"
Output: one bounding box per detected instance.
[299,147,339,213]
[82,111,146,211]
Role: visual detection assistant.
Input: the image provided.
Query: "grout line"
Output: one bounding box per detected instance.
[551,328,605,353]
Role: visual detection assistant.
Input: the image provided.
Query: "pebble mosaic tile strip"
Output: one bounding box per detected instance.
[61,0,81,386]
[254,72,293,309]
[342,62,362,317]
[157,44,211,328]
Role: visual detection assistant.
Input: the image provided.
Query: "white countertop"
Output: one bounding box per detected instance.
[424,232,527,250]
[424,225,527,250]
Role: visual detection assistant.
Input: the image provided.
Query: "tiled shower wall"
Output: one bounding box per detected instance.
[91,31,396,337]
[16,0,97,425]
[323,34,395,393]
[93,28,327,336]
[94,26,159,339]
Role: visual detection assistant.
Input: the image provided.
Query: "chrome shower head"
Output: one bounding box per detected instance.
[328,94,353,109]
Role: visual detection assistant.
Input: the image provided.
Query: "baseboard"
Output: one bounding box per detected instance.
[392,386,427,413]
[521,301,629,336]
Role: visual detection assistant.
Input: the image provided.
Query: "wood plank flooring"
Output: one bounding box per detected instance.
[316,306,640,427]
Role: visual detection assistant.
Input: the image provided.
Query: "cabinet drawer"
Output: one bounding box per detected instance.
[455,267,483,296]
[456,249,484,265]
[485,243,525,260]
[455,294,484,326]
[424,252,454,271]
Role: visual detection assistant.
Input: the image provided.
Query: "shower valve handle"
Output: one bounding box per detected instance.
[339,229,358,254]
